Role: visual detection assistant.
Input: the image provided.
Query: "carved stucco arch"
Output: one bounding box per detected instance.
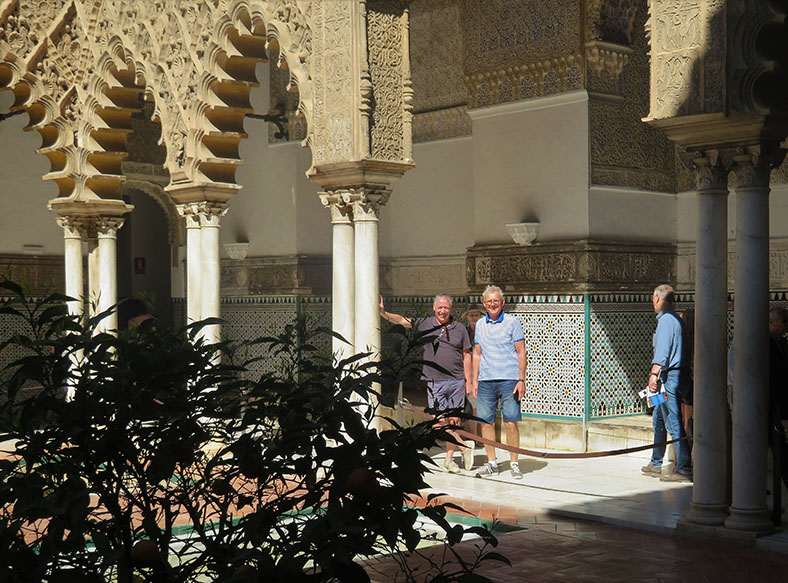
[0,0,316,210]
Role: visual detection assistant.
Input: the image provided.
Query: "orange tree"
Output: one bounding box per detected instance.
[0,282,507,583]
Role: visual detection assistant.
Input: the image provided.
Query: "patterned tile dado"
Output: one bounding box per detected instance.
[509,302,585,418]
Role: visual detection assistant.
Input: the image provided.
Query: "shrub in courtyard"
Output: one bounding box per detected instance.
[0,282,507,582]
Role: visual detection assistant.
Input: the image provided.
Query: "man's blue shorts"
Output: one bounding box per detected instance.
[476,380,522,424]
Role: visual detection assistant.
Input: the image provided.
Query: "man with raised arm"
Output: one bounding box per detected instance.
[380,294,474,472]
[470,285,527,480]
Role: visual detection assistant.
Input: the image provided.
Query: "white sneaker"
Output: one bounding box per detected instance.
[443,459,461,473]
[510,461,523,480]
[462,440,475,471]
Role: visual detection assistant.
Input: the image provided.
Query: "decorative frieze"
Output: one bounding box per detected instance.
[0,254,64,296]
[678,238,788,292]
[466,240,676,294]
[412,106,471,143]
[380,255,467,296]
[221,256,332,296]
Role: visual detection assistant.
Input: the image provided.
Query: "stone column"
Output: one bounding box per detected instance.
[95,217,125,334]
[178,204,203,326]
[320,193,355,361]
[682,152,731,527]
[57,217,86,317]
[352,196,384,359]
[726,149,777,532]
[199,202,228,346]
[87,228,100,318]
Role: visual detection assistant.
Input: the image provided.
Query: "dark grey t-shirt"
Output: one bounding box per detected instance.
[415,316,471,381]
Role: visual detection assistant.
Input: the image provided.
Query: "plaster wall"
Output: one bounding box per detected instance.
[0,91,60,254]
[588,186,677,242]
[224,62,326,258]
[469,90,590,245]
[380,135,474,258]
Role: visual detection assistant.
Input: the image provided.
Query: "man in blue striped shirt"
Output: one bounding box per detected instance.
[471,285,527,479]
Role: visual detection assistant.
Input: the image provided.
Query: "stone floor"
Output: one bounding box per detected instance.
[371,445,788,581]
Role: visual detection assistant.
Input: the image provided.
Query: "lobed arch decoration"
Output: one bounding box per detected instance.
[0,0,315,215]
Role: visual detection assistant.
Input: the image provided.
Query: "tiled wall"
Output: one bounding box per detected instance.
[201,294,675,421]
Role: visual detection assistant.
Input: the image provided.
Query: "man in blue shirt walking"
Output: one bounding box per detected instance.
[642,284,693,481]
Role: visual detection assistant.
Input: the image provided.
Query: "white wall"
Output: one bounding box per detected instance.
[0,91,61,254]
[224,62,327,258]
[469,90,591,244]
[589,186,677,242]
[381,135,474,258]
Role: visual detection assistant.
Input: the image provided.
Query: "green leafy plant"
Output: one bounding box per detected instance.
[0,282,507,582]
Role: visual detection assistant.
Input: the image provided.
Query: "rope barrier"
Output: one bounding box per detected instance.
[401,402,687,460]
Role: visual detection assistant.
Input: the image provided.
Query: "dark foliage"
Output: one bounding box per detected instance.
[0,281,507,582]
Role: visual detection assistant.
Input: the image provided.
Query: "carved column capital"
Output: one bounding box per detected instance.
[95,216,125,238]
[350,189,390,222]
[177,201,229,228]
[683,150,732,192]
[56,216,89,239]
[319,192,354,224]
[732,144,787,189]
[197,202,229,228]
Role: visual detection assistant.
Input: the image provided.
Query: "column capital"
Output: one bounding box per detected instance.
[683,149,732,192]
[95,216,125,238]
[319,192,354,224]
[56,216,90,238]
[177,201,229,228]
[732,144,787,189]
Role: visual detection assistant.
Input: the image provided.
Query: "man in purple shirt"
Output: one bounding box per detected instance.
[380,294,474,472]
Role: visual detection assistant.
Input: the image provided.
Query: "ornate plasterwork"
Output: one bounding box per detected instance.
[590,2,677,192]
[221,255,331,295]
[367,0,407,162]
[466,240,676,294]
[409,0,465,114]
[380,255,467,296]
[0,0,316,203]
[678,238,788,292]
[412,106,471,143]
[645,0,725,121]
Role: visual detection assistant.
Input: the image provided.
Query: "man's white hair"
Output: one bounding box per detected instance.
[433,293,452,306]
[482,285,503,301]
[653,284,675,304]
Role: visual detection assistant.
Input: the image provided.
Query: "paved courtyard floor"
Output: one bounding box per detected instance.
[375,446,788,581]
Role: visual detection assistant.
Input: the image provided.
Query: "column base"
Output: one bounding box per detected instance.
[724,506,775,533]
[682,502,729,526]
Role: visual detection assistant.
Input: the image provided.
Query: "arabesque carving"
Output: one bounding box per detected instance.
[0,0,316,206]
[466,240,676,294]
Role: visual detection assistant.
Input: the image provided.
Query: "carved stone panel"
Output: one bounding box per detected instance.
[221,255,331,296]
[466,240,676,294]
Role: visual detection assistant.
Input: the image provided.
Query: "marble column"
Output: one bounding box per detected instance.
[683,153,731,526]
[178,204,203,326]
[726,151,774,532]
[95,217,125,334]
[57,217,85,317]
[87,229,100,318]
[352,197,382,360]
[199,202,228,347]
[321,194,355,362]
